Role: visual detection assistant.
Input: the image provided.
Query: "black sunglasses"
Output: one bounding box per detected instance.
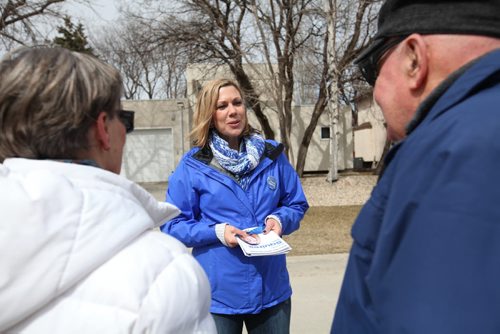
[118,109,135,133]
[357,36,408,86]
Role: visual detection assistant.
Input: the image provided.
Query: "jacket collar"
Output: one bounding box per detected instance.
[193,141,284,165]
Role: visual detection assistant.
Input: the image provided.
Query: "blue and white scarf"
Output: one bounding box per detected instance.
[209,130,265,190]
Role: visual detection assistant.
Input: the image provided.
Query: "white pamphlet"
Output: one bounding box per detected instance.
[236,230,292,257]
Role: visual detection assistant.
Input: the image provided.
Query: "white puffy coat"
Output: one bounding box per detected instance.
[0,158,216,333]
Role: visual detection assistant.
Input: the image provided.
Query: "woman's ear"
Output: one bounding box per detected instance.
[402,34,429,90]
[95,112,111,151]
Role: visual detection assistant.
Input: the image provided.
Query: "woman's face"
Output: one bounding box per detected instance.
[101,110,127,174]
[108,113,127,174]
[213,85,246,150]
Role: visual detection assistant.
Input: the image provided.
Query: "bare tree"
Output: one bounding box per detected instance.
[0,0,91,50]
[92,20,188,100]
[126,0,276,139]
[246,0,317,161]
[93,26,142,99]
[107,0,379,175]
[295,0,380,177]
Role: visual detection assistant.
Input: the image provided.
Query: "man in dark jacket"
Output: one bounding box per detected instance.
[332,0,500,333]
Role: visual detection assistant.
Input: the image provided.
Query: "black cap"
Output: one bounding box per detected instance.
[356,0,500,64]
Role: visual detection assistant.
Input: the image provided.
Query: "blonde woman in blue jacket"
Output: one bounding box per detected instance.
[162,79,309,334]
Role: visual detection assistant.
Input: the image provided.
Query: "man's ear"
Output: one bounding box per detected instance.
[402,34,428,90]
[95,112,111,151]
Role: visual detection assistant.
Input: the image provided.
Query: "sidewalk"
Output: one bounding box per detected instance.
[287,253,348,333]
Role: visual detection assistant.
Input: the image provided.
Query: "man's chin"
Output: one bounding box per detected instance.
[387,128,405,142]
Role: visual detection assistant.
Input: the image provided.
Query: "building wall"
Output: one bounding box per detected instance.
[121,99,189,182]
[122,128,173,183]
[354,97,386,167]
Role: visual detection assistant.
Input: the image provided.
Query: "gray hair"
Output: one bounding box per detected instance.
[0,46,123,162]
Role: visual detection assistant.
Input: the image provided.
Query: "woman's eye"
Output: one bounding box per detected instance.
[233,100,242,106]
[217,104,226,110]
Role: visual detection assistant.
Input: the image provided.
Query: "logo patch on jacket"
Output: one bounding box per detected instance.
[267,176,277,190]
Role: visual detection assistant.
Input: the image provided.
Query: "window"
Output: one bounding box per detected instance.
[321,127,330,140]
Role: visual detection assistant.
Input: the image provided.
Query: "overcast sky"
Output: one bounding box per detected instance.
[64,0,120,25]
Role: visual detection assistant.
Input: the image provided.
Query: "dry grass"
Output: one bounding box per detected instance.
[283,205,362,256]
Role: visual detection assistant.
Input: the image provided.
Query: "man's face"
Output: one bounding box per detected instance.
[373,42,416,142]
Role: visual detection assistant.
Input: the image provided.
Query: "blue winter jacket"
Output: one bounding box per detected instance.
[161,140,309,314]
[333,49,500,333]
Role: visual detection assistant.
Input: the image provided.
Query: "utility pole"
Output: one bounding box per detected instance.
[326,0,339,182]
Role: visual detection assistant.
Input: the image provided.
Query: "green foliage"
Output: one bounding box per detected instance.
[52,16,94,55]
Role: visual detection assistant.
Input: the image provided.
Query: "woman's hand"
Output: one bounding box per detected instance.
[224,225,248,248]
[264,218,282,236]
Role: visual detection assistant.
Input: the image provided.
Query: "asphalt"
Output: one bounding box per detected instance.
[286,253,348,334]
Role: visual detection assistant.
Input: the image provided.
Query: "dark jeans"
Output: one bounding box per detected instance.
[212,298,291,334]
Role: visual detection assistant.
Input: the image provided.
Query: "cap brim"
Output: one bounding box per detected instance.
[354,38,386,65]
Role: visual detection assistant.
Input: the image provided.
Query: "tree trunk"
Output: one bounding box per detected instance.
[295,82,328,177]
[231,66,275,140]
[374,137,391,175]
[327,97,339,182]
[326,0,339,183]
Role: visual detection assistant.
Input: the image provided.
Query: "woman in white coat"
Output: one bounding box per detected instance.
[0,46,216,333]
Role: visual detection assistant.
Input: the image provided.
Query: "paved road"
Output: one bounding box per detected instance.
[287,253,348,334]
[241,253,348,334]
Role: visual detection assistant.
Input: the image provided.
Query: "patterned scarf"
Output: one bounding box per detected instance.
[209,130,265,190]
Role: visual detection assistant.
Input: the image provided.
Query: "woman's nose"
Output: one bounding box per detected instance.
[227,103,237,114]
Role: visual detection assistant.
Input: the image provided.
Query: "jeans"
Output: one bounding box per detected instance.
[212,298,291,334]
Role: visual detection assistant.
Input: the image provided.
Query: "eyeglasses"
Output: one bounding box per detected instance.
[357,36,408,86]
[118,109,135,133]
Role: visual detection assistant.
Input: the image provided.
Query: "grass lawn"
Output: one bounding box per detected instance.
[284,205,362,256]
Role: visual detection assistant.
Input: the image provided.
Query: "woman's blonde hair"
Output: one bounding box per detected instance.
[0,46,122,162]
[190,78,253,147]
